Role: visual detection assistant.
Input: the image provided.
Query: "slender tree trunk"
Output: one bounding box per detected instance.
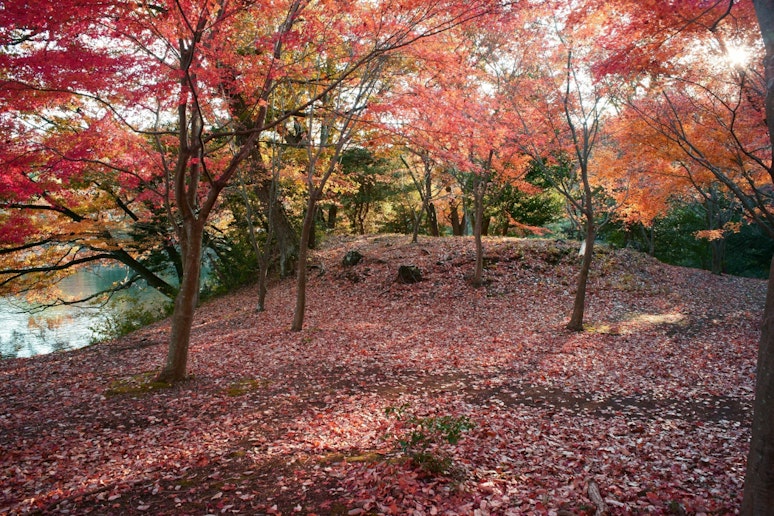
[255,174,279,312]
[308,205,318,250]
[255,178,298,277]
[157,221,204,382]
[256,219,274,312]
[472,178,486,287]
[639,224,655,256]
[710,239,725,275]
[424,171,439,236]
[744,3,774,510]
[567,219,595,331]
[411,206,423,243]
[235,167,273,312]
[463,201,473,236]
[292,193,317,332]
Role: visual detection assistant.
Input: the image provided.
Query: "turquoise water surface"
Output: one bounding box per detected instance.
[0,267,165,359]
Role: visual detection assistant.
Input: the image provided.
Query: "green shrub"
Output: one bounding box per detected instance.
[384,404,474,477]
[90,295,172,343]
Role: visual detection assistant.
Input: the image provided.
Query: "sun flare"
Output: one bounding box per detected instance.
[725,44,751,67]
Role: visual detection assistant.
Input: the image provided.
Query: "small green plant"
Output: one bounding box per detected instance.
[384,404,474,477]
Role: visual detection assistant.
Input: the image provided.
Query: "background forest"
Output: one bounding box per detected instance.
[1,0,771,330]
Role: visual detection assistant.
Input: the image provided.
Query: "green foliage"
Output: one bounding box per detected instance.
[90,294,172,343]
[488,162,564,233]
[338,148,403,234]
[654,206,709,269]
[384,404,474,476]
[723,223,774,278]
[601,199,773,278]
[205,230,261,297]
[379,200,419,234]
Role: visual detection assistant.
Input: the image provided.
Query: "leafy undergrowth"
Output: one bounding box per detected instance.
[0,235,765,515]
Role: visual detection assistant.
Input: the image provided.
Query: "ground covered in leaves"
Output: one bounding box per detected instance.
[0,235,766,515]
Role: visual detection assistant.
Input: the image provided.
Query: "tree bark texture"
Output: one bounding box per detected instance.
[327,204,338,229]
[255,178,298,278]
[157,222,204,382]
[411,206,423,243]
[292,193,317,331]
[743,2,774,511]
[742,255,774,514]
[450,202,463,236]
[567,222,595,331]
[472,177,486,287]
[426,202,440,237]
[424,170,439,237]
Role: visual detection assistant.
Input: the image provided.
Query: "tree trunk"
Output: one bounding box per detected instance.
[255,178,298,278]
[710,238,725,275]
[255,178,278,312]
[450,202,463,236]
[256,221,273,312]
[472,179,485,287]
[423,170,439,237]
[327,204,338,229]
[356,205,367,235]
[640,224,655,256]
[743,259,774,514]
[426,202,440,237]
[411,206,423,243]
[292,193,317,331]
[567,222,595,331]
[157,221,204,382]
[744,4,774,510]
[308,205,318,250]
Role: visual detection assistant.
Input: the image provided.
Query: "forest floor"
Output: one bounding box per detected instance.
[0,234,766,515]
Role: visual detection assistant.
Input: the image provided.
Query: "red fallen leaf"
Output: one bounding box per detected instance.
[646,491,661,504]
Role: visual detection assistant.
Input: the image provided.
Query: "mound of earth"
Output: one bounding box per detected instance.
[0,235,765,514]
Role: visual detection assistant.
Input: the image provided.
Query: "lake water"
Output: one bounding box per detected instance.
[0,267,166,359]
